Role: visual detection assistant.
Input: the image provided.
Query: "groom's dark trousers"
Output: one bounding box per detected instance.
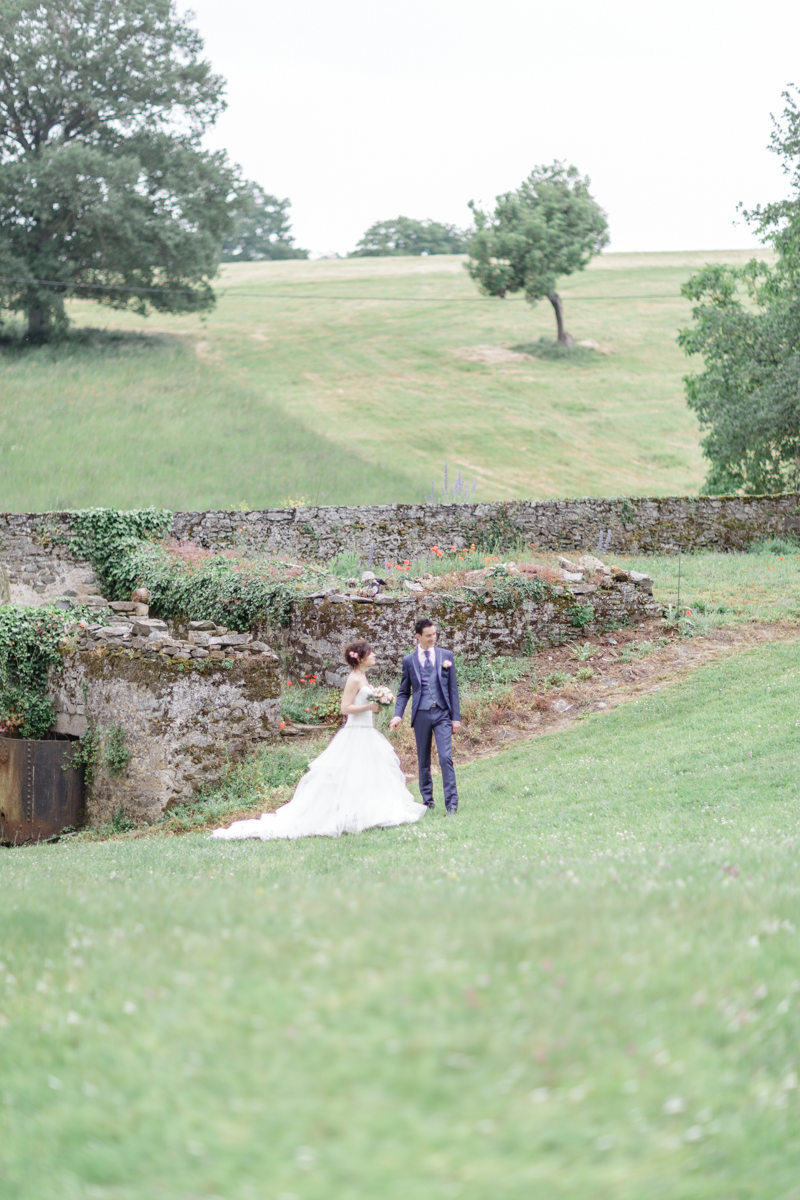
[394,646,460,812]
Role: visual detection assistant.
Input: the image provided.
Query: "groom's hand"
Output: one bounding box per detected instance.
[389,716,402,731]
[452,721,461,731]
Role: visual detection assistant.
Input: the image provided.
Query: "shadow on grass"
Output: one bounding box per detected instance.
[511,336,601,363]
[0,323,184,361]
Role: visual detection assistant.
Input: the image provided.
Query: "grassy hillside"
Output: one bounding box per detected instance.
[3,637,800,1198]
[0,250,771,510]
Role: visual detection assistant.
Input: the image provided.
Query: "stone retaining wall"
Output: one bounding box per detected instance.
[272,578,660,685]
[50,650,281,825]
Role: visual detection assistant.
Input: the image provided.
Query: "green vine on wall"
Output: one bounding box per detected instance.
[0,606,72,739]
[66,507,173,598]
[64,508,298,631]
[127,544,298,630]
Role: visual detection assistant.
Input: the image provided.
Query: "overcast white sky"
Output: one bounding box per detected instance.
[184,0,800,258]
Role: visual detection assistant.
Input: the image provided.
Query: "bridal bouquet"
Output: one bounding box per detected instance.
[366,685,395,707]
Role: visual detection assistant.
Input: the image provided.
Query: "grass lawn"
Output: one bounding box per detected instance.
[3,636,800,1199]
[0,250,773,510]
[618,543,800,630]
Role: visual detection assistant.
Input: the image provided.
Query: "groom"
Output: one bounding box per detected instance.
[390,618,461,815]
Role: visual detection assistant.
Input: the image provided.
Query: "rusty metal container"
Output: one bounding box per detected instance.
[0,737,84,845]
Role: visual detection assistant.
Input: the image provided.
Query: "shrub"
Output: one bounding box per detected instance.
[281,685,341,725]
[750,534,800,556]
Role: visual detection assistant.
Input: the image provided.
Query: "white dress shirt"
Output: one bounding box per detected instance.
[417,644,436,670]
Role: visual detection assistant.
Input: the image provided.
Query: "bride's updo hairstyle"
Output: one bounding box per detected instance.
[344,640,372,668]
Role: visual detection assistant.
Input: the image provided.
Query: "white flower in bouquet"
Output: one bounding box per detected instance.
[367,685,395,707]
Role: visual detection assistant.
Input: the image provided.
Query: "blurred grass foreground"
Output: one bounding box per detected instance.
[2,634,800,1198]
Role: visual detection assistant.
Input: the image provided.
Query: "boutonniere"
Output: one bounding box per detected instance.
[442,660,453,669]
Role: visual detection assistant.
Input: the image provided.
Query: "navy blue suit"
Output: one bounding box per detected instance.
[394,646,460,811]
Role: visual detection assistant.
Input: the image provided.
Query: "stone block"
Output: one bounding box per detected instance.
[131,618,168,637]
[50,650,282,825]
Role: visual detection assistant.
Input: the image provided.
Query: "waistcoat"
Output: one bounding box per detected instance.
[418,652,446,710]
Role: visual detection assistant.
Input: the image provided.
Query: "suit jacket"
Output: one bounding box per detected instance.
[394,645,461,727]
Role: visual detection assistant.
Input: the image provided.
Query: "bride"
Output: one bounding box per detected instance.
[210,640,427,840]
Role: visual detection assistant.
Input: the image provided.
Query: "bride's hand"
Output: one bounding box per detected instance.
[368,702,381,713]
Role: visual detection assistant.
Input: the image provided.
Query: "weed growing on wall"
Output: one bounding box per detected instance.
[569,602,595,628]
[102,725,131,776]
[67,721,101,786]
[485,567,551,609]
[281,683,342,725]
[68,706,131,786]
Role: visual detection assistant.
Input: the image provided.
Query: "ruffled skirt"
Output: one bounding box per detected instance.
[210,725,426,841]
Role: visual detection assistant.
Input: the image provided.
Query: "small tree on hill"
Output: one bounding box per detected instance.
[350,216,467,257]
[221,183,308,261]
[466,162,609,345]
[0,0,239,338]
[679,86,800,493]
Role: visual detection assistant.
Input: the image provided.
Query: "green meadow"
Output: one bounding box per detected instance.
[0,250,772,510]
[3,638,800,1199]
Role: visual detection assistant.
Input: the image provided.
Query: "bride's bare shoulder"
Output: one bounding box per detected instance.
[343,670,365,690]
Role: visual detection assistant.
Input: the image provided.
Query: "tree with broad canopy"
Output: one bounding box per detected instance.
[0,0,240,338]
[466,162,609,346]
[679,86,800,494]
[221,184,308,262]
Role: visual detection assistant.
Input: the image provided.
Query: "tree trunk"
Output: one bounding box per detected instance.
[548,292,573,346]
[27,305,50,340]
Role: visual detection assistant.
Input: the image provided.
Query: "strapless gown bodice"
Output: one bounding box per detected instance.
[344,686,375,728]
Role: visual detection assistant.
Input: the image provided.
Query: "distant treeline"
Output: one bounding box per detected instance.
[348,217,467,257]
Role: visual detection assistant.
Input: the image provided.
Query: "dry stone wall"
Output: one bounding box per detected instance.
[2,494,800,591]
[272,578,660,686]
[51,649,281,825]
[0,512,94,604]
[173,493,800,560]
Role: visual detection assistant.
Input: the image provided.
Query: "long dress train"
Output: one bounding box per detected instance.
[210,686,426,840]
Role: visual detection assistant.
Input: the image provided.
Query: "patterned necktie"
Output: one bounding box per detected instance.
[423,649,432,672]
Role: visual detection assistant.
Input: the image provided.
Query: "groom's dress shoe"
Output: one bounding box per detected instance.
[424,802,435,810]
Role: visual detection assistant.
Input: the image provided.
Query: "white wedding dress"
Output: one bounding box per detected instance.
[210,687,427,841]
